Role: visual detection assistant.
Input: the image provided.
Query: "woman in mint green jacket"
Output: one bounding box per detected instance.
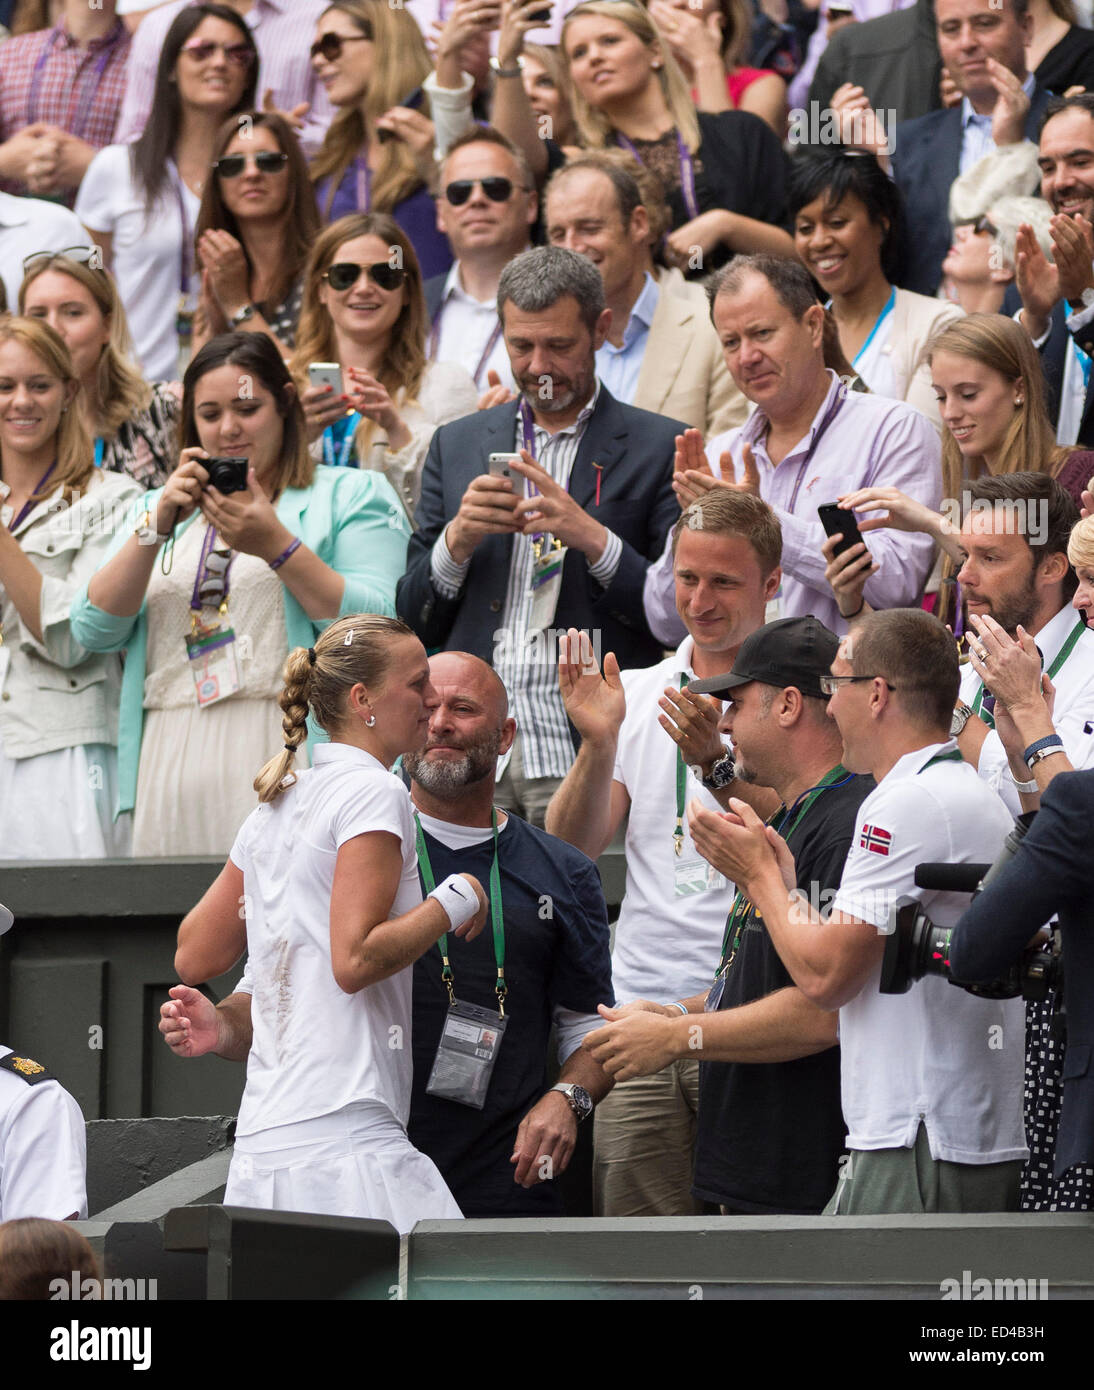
[70,332,410,855]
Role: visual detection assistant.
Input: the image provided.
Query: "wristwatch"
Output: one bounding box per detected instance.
[950,702,973,738]
[700,750,736,791]
[489,55,525,77]
[230,303,256,327]
[550,1083,593,1122]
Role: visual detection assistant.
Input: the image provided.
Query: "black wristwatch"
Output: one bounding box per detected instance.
[550,1083,593,1122]
[700,751,736,791]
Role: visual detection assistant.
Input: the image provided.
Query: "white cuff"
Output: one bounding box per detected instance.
[428,873,480,930]
[430,527,472,598]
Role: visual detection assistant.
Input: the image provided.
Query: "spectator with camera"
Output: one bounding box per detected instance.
[689,608,1026,1215]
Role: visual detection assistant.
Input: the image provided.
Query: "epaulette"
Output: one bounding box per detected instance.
[0,1053,55,1085]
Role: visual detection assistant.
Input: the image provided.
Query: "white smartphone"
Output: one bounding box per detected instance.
[308,362,343,396]
[487,452,521,485]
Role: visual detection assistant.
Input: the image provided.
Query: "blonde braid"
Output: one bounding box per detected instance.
[254,646,315,803]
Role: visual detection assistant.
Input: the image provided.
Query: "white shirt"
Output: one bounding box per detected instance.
[0,190,91,311]
[429,260,515,391]
[76,145,201,381]
[829,741,1026,1163]
[229,744,423,1137]
[610,636,736,1003]
[0,1045,87,1221]
[960,602,1094,815]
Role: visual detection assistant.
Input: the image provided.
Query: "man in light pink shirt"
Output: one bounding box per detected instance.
[116,0,334,157]
[643,254,942,643]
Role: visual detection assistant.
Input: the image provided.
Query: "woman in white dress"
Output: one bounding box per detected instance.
[290,213,479,522]
[173,614,485,1229]
[70,331,410,857]
[0,317,141,859]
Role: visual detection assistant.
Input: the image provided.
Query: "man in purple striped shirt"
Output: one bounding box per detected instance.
[643,253,942,644]
[115,0,335,158]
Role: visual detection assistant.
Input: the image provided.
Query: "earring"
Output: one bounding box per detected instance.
[365,713,376,728]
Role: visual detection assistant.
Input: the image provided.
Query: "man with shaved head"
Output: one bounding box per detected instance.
[160,651,614,1218]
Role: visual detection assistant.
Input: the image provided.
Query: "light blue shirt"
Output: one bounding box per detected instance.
[959,73,1036,174]
[594,272,660,406]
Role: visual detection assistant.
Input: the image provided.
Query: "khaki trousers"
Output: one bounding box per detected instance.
[592,1058,703,1216]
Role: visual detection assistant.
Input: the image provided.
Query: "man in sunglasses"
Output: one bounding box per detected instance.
[398,244,682,826]
[427,127,539,394]
[688,607,1026,1215]
[115,0,335,156]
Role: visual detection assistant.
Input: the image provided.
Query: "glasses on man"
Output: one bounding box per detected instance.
[310,27,373,61]
[180,39,254,67]
[323,261,408,293]
[819,675,897,694]
[443,177,524,206]
[213,151,289,178]
[22,246,98,273]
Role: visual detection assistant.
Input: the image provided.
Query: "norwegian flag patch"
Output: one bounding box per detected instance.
[860,824,892,857]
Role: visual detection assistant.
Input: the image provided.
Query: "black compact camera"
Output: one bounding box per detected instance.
[879,813,1062,1003]
[205,456,249,493]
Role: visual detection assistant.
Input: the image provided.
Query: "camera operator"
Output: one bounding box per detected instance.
[688,608,1027,1215]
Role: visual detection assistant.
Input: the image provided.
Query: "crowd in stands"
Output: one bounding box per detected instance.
[5,0,1094,1250]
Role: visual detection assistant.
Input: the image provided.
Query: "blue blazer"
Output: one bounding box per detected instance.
[1002,284,1094,448]
[949,770,1094,1177]
[396,388,682,673]
[892,86,1051,296]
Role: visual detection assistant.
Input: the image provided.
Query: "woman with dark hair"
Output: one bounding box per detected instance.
[70,331,410,857]
[0,1221,100,1299]
[291,214,476,519]
[790,149,963,429]
[193,111,320,357]
[75,4,259,380]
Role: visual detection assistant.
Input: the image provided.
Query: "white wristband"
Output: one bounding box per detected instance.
[428,874,479,931]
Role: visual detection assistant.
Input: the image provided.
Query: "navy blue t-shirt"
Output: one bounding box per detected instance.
[408,812,613,1218]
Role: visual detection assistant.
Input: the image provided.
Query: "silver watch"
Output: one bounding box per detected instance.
[550,1083,593,1122]
[950,703,973,738]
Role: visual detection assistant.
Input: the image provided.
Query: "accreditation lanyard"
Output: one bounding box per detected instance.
[615,128,699,222]
[322,411,361,468]
[169,163,195,311]
[851,287,896,369]
[354,154,372,212]
[27,22,124,142]
[713,765,854,979]
[414,809,508,1017]
[970,617,1085,730]
[781,383,848,515]
[519,398,573,563]
[427,299,502,386]
[6,460,57,534]
[672,671,690,855]
[189,522,235,627]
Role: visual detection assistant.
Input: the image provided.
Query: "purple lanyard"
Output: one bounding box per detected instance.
[7,461,57,533]
[354,155,372,212]
[615,128,699,222]
[170,163,194,299]
[190,523,235,615]
[782,383,847,515]
[428,299,503,387]
[27,23,124,143]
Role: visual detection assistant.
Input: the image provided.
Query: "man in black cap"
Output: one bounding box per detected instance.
[586,616,873,1215]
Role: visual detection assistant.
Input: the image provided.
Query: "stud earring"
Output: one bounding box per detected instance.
[365,713,376,728]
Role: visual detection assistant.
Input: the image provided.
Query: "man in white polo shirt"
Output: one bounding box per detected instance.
[690,607,1026,1214]
[545,487,782,1216]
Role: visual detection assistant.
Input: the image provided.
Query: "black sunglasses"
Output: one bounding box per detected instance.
[310,27,373,61]
[324,261,408,292]
[444,177,522,206]
[213,151,289,178]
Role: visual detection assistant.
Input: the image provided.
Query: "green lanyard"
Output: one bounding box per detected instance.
[673,671,689,855]
[971,616,1085,730]
[414,809,508,1017]
[714,765,853,978]
[921,749,964,771]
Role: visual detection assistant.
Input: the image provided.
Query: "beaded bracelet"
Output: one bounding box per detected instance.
[269,537,302,571]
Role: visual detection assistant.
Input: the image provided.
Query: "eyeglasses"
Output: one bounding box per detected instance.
[819,675,897,694]
[310,27,373,61]
[323,261,408,292]
[180,39,255,67]
[213,151,289,178]
[21,245,98,273]
[956,215,998,238]
[444,177,523,206]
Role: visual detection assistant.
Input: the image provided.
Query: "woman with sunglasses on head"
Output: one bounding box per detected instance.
[292,214,477,520]
[309,1,453,280]
[75,5,259,382]
[192,112,320,359]
[70,331,411,858]
[0,316,142,860]
[491,0,791,274]
[19,250,181,491]
[789,149,963,430]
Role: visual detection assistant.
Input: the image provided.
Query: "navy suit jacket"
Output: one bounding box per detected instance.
[424,272,446,324]
[949,770,1094,1177]
[1003,284,1094,447]
[396,388,682,673]
[892,87,1051,296]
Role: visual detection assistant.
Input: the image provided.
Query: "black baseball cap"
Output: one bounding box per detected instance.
[689,615,839,700]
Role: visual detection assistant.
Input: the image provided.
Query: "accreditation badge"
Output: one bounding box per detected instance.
[426,998,508,1110]
[705,968,729,1013]
[674,853,727,897]
[529,545,567,633]
[185,625,241,708]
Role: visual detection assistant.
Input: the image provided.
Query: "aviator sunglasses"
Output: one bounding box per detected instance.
[444,177,523,206]
[213,151,290,178]
[180,39,254,66]
[323,261,408,292]
[310,26,373,61]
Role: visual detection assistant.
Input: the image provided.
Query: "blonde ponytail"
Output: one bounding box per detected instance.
[254,646,315,803]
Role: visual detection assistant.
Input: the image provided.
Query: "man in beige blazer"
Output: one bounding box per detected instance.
[545,155,749,437]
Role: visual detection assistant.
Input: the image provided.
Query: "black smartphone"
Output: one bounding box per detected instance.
[205,456,249,493]
[818,503,866,558]
[377,86,425,142]
[528,4,552,21]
